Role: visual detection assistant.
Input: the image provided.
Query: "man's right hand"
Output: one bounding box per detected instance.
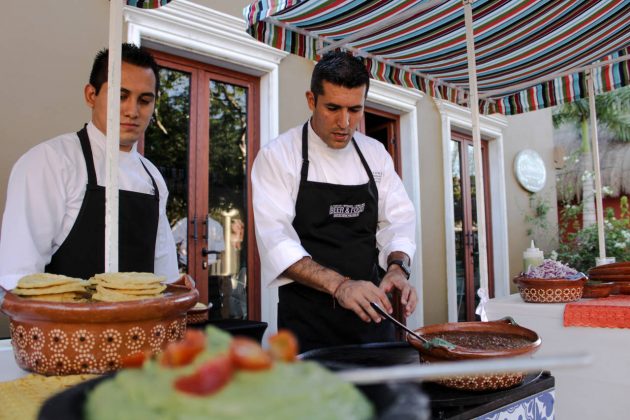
[334,279,392,323]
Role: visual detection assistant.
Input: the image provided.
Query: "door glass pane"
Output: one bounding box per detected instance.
[144,68,191,273]
[467,144,480,318]
[450,141,467,321]
[208,80,248,320]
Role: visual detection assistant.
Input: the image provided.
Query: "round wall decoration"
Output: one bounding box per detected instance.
[514,149,546,193]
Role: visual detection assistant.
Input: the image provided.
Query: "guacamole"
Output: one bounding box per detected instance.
[84,328,373,420]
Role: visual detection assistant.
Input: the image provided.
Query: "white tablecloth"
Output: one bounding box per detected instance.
[487,294,630,420]
[0,339,28,382]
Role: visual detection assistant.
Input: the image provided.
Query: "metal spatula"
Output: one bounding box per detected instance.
[370,302,455,350]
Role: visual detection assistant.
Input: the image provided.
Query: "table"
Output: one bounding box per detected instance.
[486,294,630,420]
[0,339,27,382]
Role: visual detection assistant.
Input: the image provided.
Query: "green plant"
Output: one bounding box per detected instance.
[524,193,551,237]
[555,196,630,272]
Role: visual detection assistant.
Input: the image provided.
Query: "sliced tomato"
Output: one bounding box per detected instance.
[121,351,148,368]
[268,330,299,362]
[173,356,233,396]
[160,329,206,367]
[229,337,273,371]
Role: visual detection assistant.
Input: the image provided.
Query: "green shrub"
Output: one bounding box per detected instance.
[555,196,630,272]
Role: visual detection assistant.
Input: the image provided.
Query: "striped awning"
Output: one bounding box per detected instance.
[244,0,630,115]
[125,0,171,9]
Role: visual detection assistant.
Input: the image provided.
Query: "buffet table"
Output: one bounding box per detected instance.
[486,294,630,420]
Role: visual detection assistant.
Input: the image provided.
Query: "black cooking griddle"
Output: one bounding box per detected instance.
[300,341,555,420]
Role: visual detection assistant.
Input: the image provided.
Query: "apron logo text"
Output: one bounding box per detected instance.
[329,203,366,218]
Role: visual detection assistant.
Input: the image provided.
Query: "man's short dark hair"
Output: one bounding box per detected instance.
[310,51,370,101]
[89,43,160,95]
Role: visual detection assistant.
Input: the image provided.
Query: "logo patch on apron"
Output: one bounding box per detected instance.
[329,203,366,218]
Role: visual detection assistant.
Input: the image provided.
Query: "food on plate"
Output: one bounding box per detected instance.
[85,327,373,420]
[89,272,167,302]
[11,273,89,302]
[522,259,582,279]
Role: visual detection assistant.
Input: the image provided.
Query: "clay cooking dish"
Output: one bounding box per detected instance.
[407,318,541,391]
[582,281,614,299]
[0,276,198,376]
[513,276,585,303]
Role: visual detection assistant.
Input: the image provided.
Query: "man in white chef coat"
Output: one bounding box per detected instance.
[251,51,418,351]
[0,43,179,289]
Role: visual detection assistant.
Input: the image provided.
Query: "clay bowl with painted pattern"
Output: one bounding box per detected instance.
[0,275,198,376]
[582,281,614,299]
[407,318,541,392]
[513,276,586,303]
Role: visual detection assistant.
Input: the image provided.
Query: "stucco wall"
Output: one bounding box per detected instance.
[418,98,449,325]
[0,1,109,222]
[503,108,559,291]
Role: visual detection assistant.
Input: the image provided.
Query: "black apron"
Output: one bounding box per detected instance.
[45,125,159,279]
[278,123,394,352]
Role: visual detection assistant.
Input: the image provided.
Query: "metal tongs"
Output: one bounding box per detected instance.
[370,301,455,350]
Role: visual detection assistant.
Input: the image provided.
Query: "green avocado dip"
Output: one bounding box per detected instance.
[84,327,373,420]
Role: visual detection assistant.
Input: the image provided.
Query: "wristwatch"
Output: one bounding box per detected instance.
[387,259,411,279]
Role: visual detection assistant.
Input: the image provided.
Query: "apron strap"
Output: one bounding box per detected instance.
[77,125,98,187]
[139,159,160,200]
[301,122,376,187]
[300,122,310,182]
[77,123,159,199]
[351,138,377,187]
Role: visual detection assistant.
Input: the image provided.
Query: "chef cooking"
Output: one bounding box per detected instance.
[0,43,179,289]
[251,51,418,351]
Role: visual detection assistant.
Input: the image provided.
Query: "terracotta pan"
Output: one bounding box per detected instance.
[407,318,541,391]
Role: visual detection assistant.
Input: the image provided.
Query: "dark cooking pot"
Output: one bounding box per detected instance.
[407,318,541,391]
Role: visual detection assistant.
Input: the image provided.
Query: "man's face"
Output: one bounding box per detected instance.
[306,81,366,149]
[85,62,156,151]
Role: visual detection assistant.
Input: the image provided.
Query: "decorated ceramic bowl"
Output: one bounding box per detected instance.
[407,318,541,391]
[0,276,198,376]
[513,276,586,303]
[582,281,614,299]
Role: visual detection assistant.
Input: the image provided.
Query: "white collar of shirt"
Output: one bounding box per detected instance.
[307,120,356,158]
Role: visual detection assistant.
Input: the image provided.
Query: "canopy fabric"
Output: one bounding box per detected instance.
[244,0,630,115]
[125,0,171,9]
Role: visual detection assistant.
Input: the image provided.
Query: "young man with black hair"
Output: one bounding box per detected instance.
[252,51,418,351]
[0,44,178,288]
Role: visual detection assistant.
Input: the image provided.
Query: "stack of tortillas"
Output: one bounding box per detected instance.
[12,273,89,302]
[90,272,166,302]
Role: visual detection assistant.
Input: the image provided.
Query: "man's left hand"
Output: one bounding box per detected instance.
[379,270,417,318]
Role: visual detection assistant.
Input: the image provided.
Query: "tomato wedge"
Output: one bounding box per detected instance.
[268,330,299,362]
[174,356,233,396]
[229,337,272,370]
[160,329,206,367]
[121,351,148,368]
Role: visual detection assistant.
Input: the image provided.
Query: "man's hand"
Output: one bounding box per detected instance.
[380,269,417,318]
[334,280,392,323]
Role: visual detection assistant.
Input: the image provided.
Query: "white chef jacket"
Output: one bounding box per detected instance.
[251,122,416,288]
[0,122,179,289]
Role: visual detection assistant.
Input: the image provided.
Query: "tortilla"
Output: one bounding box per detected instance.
[16,273,84,289]
[90,272,165,288]
[92,286,161,302]
[0,374,96,420]
[98,284,166,295]
[12,282,89,296]
[25,292,85,302]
